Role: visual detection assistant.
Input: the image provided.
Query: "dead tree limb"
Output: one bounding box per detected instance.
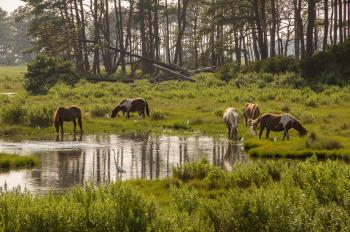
[82,40,195,81]
[153,64,195,82]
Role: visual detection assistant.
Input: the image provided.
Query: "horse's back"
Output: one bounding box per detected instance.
[223,108,239,126]
[244,103,260,118]
[55,106,82,121]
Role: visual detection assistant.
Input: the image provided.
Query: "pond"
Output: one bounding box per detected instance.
[0,134,248,194]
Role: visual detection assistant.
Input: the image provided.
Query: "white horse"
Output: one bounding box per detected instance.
[223,108,239,142]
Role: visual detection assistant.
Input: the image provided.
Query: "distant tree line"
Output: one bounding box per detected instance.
[4,0,350,76]
[0,7,32,65]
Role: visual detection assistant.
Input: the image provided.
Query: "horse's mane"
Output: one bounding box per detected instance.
[251,115,262,126]
[54,107,62,122]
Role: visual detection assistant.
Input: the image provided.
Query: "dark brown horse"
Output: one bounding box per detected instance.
[251,113,307,140]
[243,103,261,126]
[54,106,83,139]
[111,98,150,119]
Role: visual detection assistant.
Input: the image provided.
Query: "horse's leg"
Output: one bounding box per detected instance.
[283,132,286,140]
[78,116,83,135]
[60,121,64,140]
[127,111,130,119]
[227,126,231,139]
[266,129,270,139]
[259,125,265,139]
[286,129,290,140]
[73,119,77,135]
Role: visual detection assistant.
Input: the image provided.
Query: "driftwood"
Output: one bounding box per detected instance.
[86,77,134,83]
[83,40,194,81]
[81,40,219,83]
[192,66,217,74]
[153,64,195,82]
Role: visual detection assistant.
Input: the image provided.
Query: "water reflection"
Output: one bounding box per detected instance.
[0,134,248,193]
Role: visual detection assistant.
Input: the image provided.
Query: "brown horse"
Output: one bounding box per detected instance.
[243,103,261,126]
[54,106,83,139]
[111,98,150,119]
[251,113,307,140]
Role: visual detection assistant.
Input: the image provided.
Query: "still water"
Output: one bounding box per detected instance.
[0,134,248,194]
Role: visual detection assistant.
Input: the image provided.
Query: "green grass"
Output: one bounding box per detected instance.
[0,153,40,169]
[2,66,350,158]
[1,159,350,231]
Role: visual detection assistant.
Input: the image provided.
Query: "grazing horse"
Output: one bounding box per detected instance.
[54,106,83,140]
[251,113,307,140]
[243,103,261,126]
[223,108,239,142]
[111,98,150,119]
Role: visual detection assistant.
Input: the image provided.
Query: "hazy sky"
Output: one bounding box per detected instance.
[0,0,24,13]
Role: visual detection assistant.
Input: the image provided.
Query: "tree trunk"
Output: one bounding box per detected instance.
[165,0,171,64]
[323,0,329,51]
[339,0,343,43]
[306,0,316,57]
[270,0,277,57]
[334,0,338,43]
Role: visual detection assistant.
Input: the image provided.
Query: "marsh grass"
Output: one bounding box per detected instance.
[2,159,350,231]
[1,103,26,124]
[28,105,54,127]
[0,153,39,169]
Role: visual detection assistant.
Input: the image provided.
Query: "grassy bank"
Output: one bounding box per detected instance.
[0,153,39,170]
[1,159,350,231]
[2,66,350,158]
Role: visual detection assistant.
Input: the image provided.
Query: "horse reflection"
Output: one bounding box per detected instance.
[57,150,84,187]
[55,133,83,142]
[223,143,249,172]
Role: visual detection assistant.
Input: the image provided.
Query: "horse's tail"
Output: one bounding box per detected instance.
[145,100,150,117]
[77,108,83,132]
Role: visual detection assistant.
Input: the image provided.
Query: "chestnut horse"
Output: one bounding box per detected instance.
[111,98,149,119]
[54,106,83,139]
[243,103,261,126]
[251,113,307,140]
[223,108,239,142]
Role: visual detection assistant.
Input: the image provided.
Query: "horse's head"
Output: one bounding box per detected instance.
[111,105,121,118]
[299,126,308,137]
[249,117,260,135]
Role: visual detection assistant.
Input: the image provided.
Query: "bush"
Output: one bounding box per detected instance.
[300,39,350,85]
[213,108,224,118]
[305,132,343,150]
[24,54,80,94]
[28,105,54,127]
[242,56,299,74]
[217,63,240,82]
[151,110,165,120]
[90,104,110,118]
[1,103,26,124]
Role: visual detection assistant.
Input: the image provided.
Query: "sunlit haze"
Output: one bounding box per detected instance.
[0,0,24,13]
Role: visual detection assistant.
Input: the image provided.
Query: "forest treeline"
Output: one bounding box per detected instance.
[0,0,349,77]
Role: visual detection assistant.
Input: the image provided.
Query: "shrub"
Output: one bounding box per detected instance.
[213,108,224,118]
[217,63,240,82]
[28,105,54,127]
[90,104,110,118]
[300,39,350,85]
[242,56,299,74]
[305,132,343,150]
[1,103,26,124]
[24,54,80,94]
[151,110,165,120]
